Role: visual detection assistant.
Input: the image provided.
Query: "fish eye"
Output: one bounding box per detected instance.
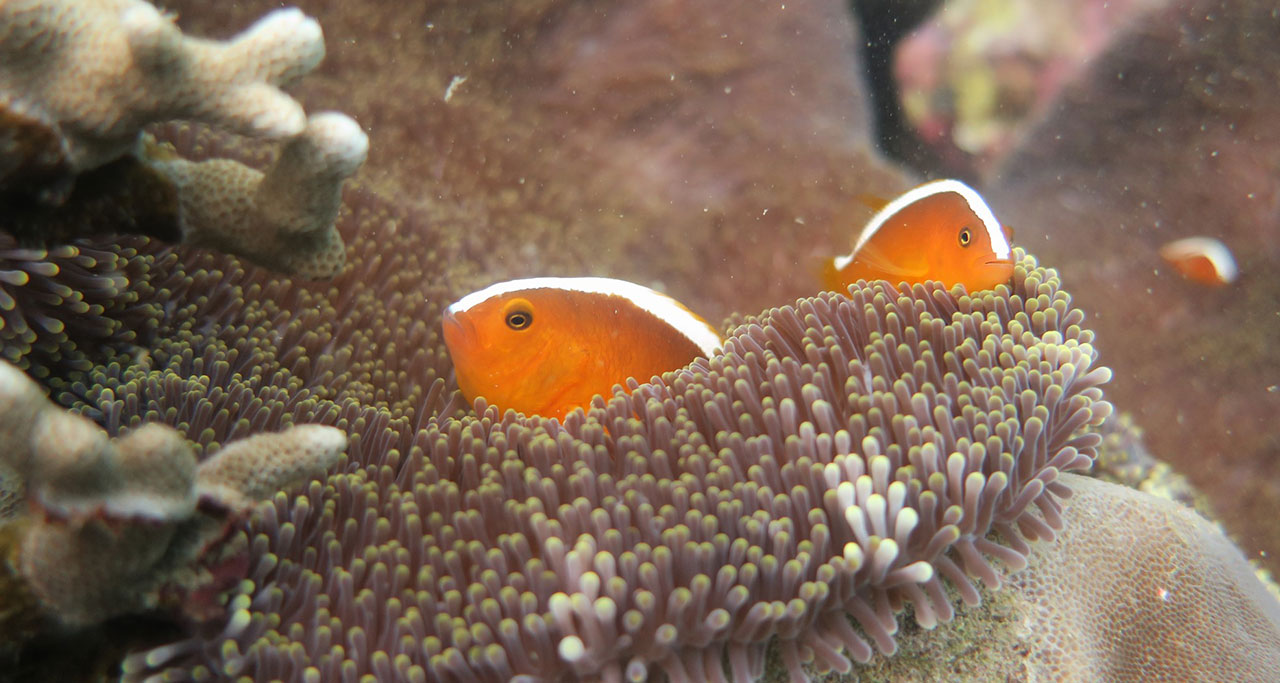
[505,309,533,330]
[959,227,973,247]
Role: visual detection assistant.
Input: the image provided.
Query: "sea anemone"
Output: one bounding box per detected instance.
[124,249,1113,681]
[56,180,459,454]
[0,235,158,381]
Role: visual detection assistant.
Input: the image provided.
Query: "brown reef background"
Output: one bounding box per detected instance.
[987,0,1280,572]
[160,0,906,318]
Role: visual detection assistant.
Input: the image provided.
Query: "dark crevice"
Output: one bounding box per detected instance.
[846,0,979,182]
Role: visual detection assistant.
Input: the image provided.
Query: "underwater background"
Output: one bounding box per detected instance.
[1,0,1278,680]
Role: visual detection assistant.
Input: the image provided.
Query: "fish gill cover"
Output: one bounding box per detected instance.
[123,250,1112,681]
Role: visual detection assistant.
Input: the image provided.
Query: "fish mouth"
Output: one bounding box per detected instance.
[973,259,1015,287]
[978,259,1015,272]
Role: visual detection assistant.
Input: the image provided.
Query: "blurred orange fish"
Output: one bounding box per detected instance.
[1159,236,1237,287]
[442,277,722,420]
[823,179,1015,293]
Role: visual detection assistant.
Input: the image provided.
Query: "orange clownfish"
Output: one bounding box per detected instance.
[822,179,1015,293]
[441,277,722,420]
[1159,236,1237,287]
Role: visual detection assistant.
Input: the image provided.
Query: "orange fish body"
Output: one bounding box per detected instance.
[823,179,1014,293]
[442,277,722,420]
[1159,236,1237,287]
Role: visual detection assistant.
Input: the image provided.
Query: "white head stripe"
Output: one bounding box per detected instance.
[1160,237,1238,281]
[843,179,1010,260]
[447,276,722,356]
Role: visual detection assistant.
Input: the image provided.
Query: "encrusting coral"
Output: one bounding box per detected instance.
[1006,473,1280,680]
[0,0,367,411]
[0,359,347,631]
[0,0,366,279]
[122,250,1118,681]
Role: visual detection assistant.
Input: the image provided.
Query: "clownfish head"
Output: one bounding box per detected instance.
[442,283,578,417]
[442,277,721,419]
[898,180,1014,290]
[829,179,1015,293]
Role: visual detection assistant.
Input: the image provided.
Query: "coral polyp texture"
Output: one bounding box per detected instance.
[0,0,322,195]
[1010,473,1280,680]
[124,250,1112,681]
[0,359,347,629]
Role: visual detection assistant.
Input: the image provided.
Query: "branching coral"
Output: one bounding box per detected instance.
[141,112,368,278]
[56,173,461,451]
[0,0,368,389]
[3,0,1275,679]
[0,0,367,279]
[0,0,323,197]
[0,359,347,630]
[123,250,1116,681]
[0,113,368,281]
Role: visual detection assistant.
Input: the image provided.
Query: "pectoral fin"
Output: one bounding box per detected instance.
[847,245,930,281]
